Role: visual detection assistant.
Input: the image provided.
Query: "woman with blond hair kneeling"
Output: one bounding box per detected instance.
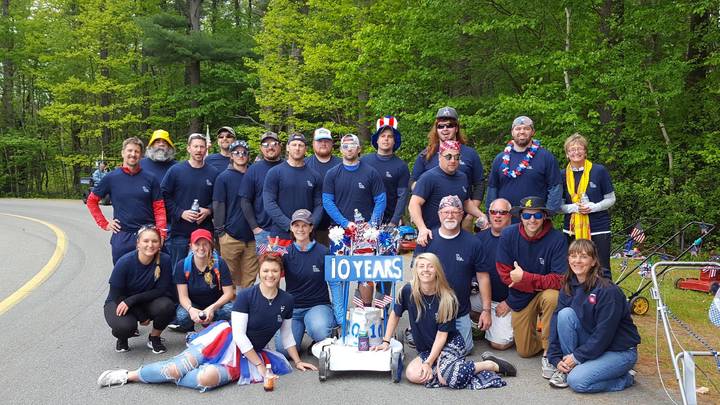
[373,252,516,389]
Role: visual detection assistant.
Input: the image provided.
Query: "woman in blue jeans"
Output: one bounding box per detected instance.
[275,209,335,354]
[546,239,640,392]
[170,228,235,332]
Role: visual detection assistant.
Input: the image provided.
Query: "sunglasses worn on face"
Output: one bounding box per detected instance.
[437,124,457,130]
[231,150,248,157]
[442,154,461,161]
[521,212,545,220]
[489,209,510,216]
[261,141,279,148]
[217,134,235,139]
[340,143,358,150]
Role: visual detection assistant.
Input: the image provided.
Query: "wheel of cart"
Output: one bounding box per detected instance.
[314,254,405,382]
[647,261,720,405]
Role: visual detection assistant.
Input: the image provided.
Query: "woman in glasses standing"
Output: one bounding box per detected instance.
[560,133,616,279]
[411,107,485,231]
[103,225,175,354]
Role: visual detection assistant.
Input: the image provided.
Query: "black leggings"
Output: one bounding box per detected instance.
[104,296,175,339]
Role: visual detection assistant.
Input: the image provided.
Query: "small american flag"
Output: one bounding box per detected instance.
[373,294,393,309]
[630,224,646,244]
[352,294,365,308]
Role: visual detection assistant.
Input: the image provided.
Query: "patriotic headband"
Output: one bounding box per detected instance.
[439,195,463,211]
[439,140,461,153]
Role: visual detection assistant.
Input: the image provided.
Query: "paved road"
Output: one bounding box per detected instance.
[0,199,673,404]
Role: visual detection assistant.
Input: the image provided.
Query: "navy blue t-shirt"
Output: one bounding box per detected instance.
[282,242,330,308]
[213,167,253,242]
[93,168,162,233]
[414,229,484,317]
[322,162,386,225]
[412,144,484,197]
[139,157,176,184]
[205,153,231,173]
[561,163,614,233]
[393,283,457,353]
[361,153,410,224]
[239,159,283,230]
[476,229,508,303]
[488,146,562,208]
[106,251,172,303]
[232,285,294,350]
[495,224,568,311]
[161,161,219,238]
[305,155,341,231]
[263,162,323,238]
[173,257,233,309]
[412,166,468,230]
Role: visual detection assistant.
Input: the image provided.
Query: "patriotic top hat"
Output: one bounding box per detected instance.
[371,115,402,152]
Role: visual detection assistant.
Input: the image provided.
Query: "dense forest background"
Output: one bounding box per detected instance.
[1,0,719,248]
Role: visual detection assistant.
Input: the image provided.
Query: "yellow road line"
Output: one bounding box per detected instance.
[0,213,67,315]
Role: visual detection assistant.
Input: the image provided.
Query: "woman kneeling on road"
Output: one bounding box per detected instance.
[103,225,175,354]
[373,252,516,389]
[98,253,317,390]
[546,239,640,392]
[170,229,235,333]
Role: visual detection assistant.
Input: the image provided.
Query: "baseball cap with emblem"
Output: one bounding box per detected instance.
[216,126,236,137]
[288,133,307,145]
[291,209,313,225]
[436,106,459,120]
[260,131,280,142]
[313,128,333,141]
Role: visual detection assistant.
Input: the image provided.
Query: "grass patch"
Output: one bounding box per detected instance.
[613,258,720,403]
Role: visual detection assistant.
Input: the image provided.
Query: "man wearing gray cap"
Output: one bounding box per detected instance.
[205,126,236,172]
[305,127,341,244]
[486,116,562,216]
[412,106,485,231]
[263,133,323,243]
[239,131,284,253]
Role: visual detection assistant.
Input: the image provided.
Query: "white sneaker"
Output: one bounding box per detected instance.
[541,356,556,379]
[549,370,568,388]
[97,369,128,387]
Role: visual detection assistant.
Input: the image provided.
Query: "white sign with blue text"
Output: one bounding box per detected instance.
[324,255,403,282]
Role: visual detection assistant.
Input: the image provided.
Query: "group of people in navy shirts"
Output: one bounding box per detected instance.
[91,108,640,394]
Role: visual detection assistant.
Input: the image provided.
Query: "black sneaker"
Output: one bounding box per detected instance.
[404,327,415,349]
[481,351,517,377]
[115,338,129,353]
[146,335,166,354]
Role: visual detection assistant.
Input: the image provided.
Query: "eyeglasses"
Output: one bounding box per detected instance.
[489,209,510,216]
[231,150,248,157]
[566,147,585,153]
[441,154,461,161]
[439,210,463,216]
[340,143,358,150]
[437,123,457,130]
[521,212,545,220]
[261,141,279,148]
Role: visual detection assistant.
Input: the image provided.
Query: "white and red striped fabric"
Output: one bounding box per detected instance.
[376,116,398,131]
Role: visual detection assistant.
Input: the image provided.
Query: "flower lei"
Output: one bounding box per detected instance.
[500,139,540,178]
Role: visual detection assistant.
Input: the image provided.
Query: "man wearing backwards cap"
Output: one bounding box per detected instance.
[495,196,567,377]
[305,127,341,244]
[413,195,491,354]
[140,129,177,183]
[213,140,258,288]
[205,126,237,172]
[263,133,323,242]
[486,116,562,217]
[361,116,410,227]
[409,140,485,246]
[322,134,387,228]
[161,133,220,267]
[239,131,284,253]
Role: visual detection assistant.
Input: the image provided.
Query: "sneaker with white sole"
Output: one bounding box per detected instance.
[549,370,568,388]
[147,335,166,354]
[97,369,129,387]
[115,338,129,353]
[541,356,556,379]
[404,328,415,349]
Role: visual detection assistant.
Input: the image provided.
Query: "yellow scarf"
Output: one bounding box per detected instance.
[567,160,592,239]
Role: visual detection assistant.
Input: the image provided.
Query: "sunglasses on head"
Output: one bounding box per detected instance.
[231,150,248,157]
[441,153,461,161]
[521,212,545,220]
[489,209,510,216]
[437,123,457,130]
[261,141,279,148]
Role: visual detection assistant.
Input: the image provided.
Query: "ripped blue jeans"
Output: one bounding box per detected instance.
[137,345,235,391]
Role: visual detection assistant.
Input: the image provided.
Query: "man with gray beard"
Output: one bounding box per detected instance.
[140,129,177,183]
